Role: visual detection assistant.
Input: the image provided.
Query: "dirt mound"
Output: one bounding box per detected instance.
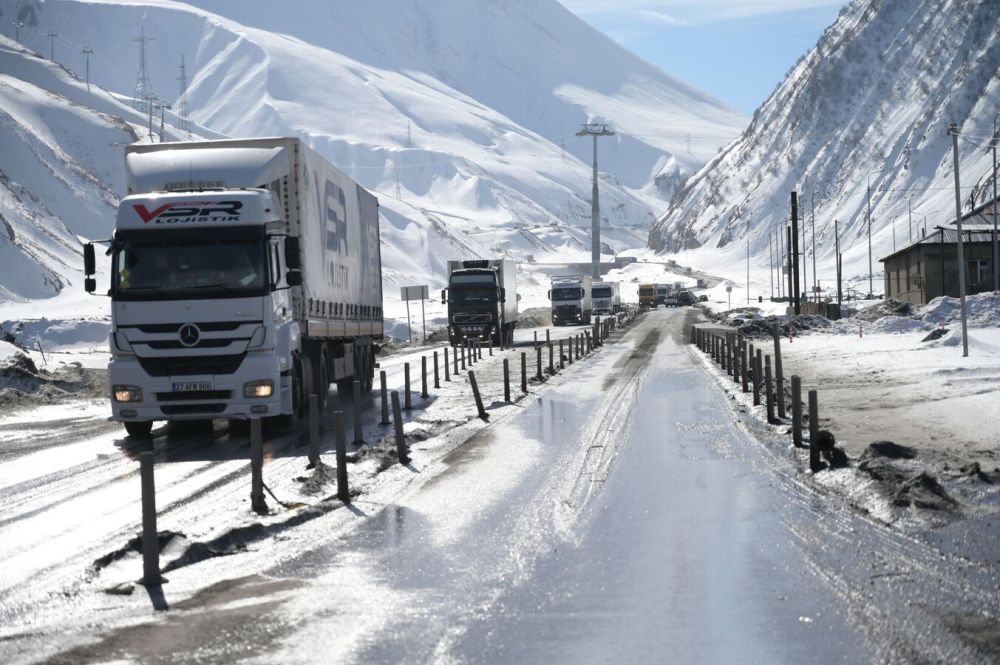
[854,298,913,322]
[517,307,552,328]
[0,353,105,406]
[719,309,831,338]
[858,458,960,513]
[864,441,917,460]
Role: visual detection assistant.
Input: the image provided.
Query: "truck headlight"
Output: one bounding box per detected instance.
[244,380,274,398]
[113,385,143,402]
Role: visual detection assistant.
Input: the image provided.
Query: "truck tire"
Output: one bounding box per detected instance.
[124,420,153,439]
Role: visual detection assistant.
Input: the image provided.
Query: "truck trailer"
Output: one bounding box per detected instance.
[442,259,517,346]
[549,275,592,325]
[84,137,383,437]
[591,281,621,315]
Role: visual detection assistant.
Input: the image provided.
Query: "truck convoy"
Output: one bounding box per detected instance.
[549,275,592,325]
[591,281,621,315]
[638,283,657,308]
[83,137,383,438]
[441,259,517,346]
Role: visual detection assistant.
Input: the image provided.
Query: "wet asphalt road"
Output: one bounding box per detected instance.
[18,309,1000,663]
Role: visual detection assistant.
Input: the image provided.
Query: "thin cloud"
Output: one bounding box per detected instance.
[634,9,692,27]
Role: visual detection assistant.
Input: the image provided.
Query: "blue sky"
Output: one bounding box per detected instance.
[560,1,847,115]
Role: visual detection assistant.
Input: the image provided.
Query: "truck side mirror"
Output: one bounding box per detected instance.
[85,277,96,293]
[286,269,302,286]
[284,237,301,269]
[83,243,95,275]
[441,288,447,305]
[499,287,506,303]
[547,290,551,299]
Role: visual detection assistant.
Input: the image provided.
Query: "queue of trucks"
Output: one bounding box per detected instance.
[83,136,661,438]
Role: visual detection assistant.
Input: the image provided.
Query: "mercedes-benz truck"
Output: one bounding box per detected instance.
[591,281,620,315]
[549,275,592,325]
[83,137,383,438]
[441,259,518,346]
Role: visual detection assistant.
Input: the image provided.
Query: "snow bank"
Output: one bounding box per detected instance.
[918,292,1000,328]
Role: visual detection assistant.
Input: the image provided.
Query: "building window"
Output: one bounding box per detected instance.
[968,259,990,288]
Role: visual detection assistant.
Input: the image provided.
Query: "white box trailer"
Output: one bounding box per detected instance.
[85,137,383,437]
[443,259,518,345]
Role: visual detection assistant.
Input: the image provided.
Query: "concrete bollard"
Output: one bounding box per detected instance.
[444,347,451,382]
[380,370,389,426]
[391,391,409,464]
[791,375,804,448]
[433,351,440,389]
[250,418,267,515]
[536,345,543,381]
[334,411,350,503]
[772,324,786,419]
[139,451,162,585]
[309,394,320,466]
[421,356,428,399]
[469,371,488,420]
[765,356,776,424]
[353,380,364,445]
[404,362,412,410]
[503,358,511,402]
[521,351,528,393]
[808,390,822,472]
[548,341,554,374]
[752,348,761,406]
[559,339,565,369]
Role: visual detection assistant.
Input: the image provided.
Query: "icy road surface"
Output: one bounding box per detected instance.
[4,310,999,664]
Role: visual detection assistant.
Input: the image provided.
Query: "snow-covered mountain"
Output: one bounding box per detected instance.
[649,0,1000,291]
[0,0,746,327]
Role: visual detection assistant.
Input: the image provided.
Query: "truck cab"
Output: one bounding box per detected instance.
[549,275,592,326]
[442,259,517,346]
[638,283,657,308]
[591,281,620,315]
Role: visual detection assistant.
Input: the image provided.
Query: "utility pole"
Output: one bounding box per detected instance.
[133,26,155,115]
[811,191,818,302]
[992,112,999,291]
[47,31,57,61]
[907,196,913,244]
[835,219,842,310]
[786,225,794,308]
[82,47,94,92]
[576,121,615,280]
[158,102,171,142]
[13,21,24,43]
[866,168,885,298]
[778,226,785,299]
[176,55,190,133]
[948,123,969,357]
[769,229,774,300]
[147,95,157,142]
[791,192,801,314]
[746,211,752,303]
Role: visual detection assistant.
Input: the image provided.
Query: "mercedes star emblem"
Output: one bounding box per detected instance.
[178,323,201,347]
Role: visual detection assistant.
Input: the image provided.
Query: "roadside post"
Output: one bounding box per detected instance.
[545,328,550,345]
[308,394,320,466]
[460,343,466,370]
[559,339,565,369]
[536,345,543,381]
[250,418,267,514]
[380,371,389,426]
[791,375,804,448]
[421,356,428,398]
[765,356,776,424]
[433,351,440,389]
[469,371,488,420]
[404,363,412,410]
[391,391,409,464]
[139,452,162,586]
[808,390,822,471]
[548,342,554,374]
[740,339,749,393]
[444,347,451,382]
[353,381,364,445]
[503,358,511,402]
[334,411,350,503]
[772,324,786,418]
[752,349,761,406]
[521,352,528,393]
[720,334,728,371]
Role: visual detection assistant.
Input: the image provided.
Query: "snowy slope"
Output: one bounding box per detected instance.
[649,0,1000,294]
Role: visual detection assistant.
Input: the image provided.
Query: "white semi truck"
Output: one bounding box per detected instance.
[549,275,592,325]
[591,281,621,315]
[442,259,518,346]
[83,137,383,437]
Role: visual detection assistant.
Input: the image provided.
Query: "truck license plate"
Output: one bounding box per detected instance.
[172,381,211,392]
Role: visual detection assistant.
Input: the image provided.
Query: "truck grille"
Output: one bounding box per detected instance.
[453,313,492,324]
[137,354,246,377]
[155,390,232,402]
[160,404,227,415]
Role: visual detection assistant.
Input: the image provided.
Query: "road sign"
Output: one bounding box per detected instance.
[725,285,732,293]
[400,285,429,344]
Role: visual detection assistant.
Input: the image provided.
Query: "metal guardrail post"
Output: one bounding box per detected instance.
[433,351,440,389]
[353,381,364,444]
[404,362,412,410]
[469,371,488,420]
[392,391,409,464]
[421,356,428,399]
[808,390,822,472]
[521,351,528,393]
[334,411,350,502]
[140,452,162,586]
[503,358,511,402]
[309,394,320,465]
[791,375,804,448]
[380,370,389,426]
[250,418,267,514]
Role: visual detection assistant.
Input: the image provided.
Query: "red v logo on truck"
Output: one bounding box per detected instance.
[133,203,172,223]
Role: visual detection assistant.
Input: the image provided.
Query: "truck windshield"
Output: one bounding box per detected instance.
[639,287,654,295]
[450,286,497,303]
[592,287,612,298]
[551,287,582,300]
[113,229,267,300]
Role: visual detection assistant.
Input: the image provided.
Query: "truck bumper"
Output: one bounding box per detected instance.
[108,354,284,422]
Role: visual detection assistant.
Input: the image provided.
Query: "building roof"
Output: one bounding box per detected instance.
[879,225,998,263]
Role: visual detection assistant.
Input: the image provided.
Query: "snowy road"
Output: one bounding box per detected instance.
[4,310,999,664]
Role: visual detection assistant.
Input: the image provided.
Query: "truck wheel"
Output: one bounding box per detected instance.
[124,420,153,439]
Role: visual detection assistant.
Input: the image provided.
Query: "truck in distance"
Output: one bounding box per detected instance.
[638,283,657,308]
[441,259,517,346]
[591,281,620,315]
[549,275,592,325]
[656,284,670,306]
[83,137,383,438]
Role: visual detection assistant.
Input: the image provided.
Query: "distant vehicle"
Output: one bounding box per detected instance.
[663,296,679,308]
[616,256,638,266]
[677,290,696,306]
[549,275,592,325]
[696,278,707,289]
[674,281,683,290]
[638,283,657,308]
[442,259,517,346]
[656,284,669,306]
[699,295,709,302]
[84,137,383,438]
[591,281,621,315]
